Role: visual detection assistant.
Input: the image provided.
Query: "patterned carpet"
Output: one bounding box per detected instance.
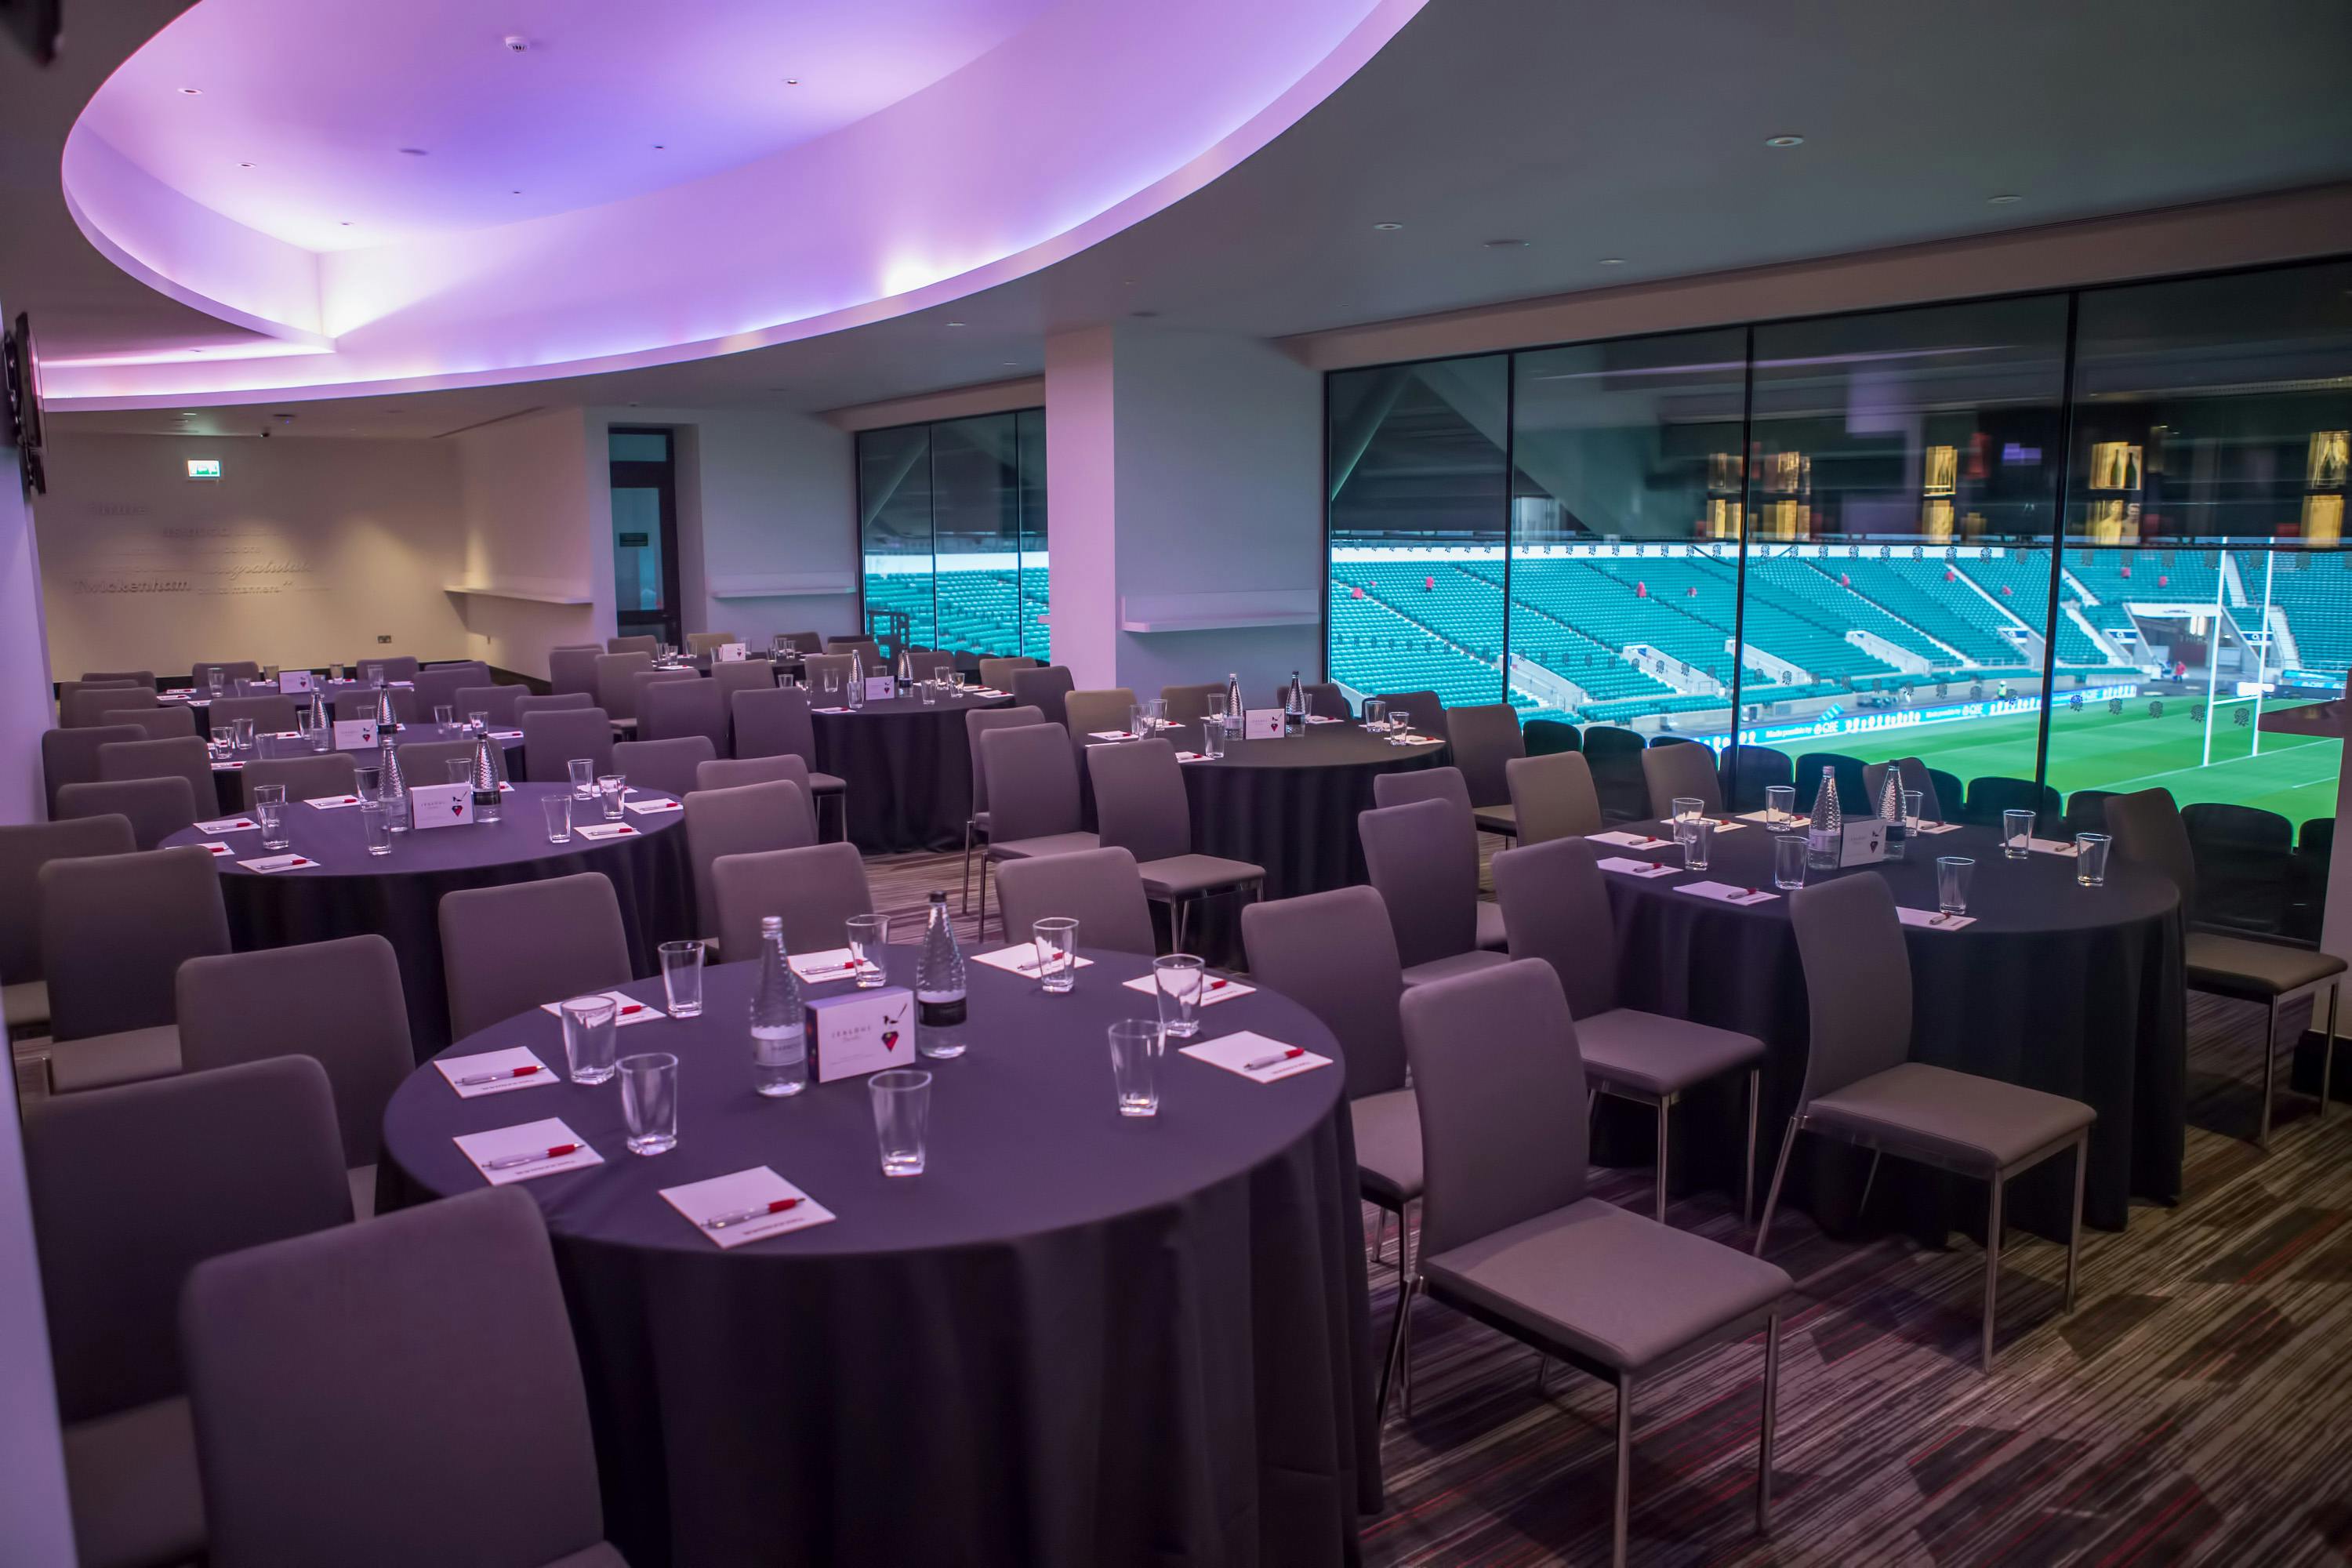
[871,848,2352,1567]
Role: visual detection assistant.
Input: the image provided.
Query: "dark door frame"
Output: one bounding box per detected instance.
[610,426,681,648]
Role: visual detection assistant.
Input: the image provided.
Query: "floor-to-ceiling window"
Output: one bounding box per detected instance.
[856,408,1047,661]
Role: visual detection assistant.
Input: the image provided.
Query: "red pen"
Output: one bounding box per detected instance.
[702,1197,803,1230]
[459,1064,541,1087]
[486,1143,579,1170]
[1244,1047,1306,1072]
[1207,978,1231,992]
[618,1004,647,1016]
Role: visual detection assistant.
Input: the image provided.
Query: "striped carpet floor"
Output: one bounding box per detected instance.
[871,848,2352,1567]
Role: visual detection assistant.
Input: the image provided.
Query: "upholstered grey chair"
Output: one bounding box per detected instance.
[1508,751,1604,845]
[100,706,200,742]
[1064,688,1139,753]
[41,845,228,1092]
[522,706,615,784]
[42,724,146,815]
[1267,681,1350,720]
[1862,757,1944,823]
[902,649,956,683]
[190,659,263,687]
[30,1054,349,1568]
[612,736,717,799]
[695,757,822,835]
[242,753,359,811]
[607,634,658,656]
[548,646,602,699]
[78,669,157,690]
[56,777,200,851]
[64,684,155,728]
[182,1186,622,1568]
[1446,703,1524,836]
[637,676,727,753]
[630,667,701,728]
[412,662,492,717]
[369,656,422,685]
[1087,739,1263,949]
[978,655,1040,691]
[396,739,492,789]
[709,657,778,732]
[775,630,825,655]
[799,653,856,702]
[593,652,655,723]
[962,706,1047,911]
[1368,689,1444,733]
[332,686,419,726]
[1392,960,1791,1568]
[2107,786,2345,1144]
[98,735,216,818]
[730,685,846,837]
[976,724,1100,939]
[713,842,873,959]
[1641,740,1723,819]
[513,690,597,720]
[1759,873,2094,1371]
[439,872,632,1040]
[1160,683,1225,726]
[687,630,740,655]
[1359,799,1511,986]
[206,695,299,734]
[1243,885,1419,1274]
[685,780,817,949]
[1009,665,1075,729]
[826,637,883,663]
[1367,771,1505,951]
[177,935,412,1218]
[450,684,525,728]
[0,816,136,1040]
[994,847,1158,958]
[1495,835,1766,1223]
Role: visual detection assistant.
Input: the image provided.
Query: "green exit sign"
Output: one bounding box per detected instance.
[186,458,222,481]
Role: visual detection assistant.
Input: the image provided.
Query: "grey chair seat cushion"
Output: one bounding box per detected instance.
[1401,949,1512,989]
[1809,1061,2095,1171]
[1351,1088,1422,1206]
[987,831,1102,862]
[809,771,846,796]
[64,1396,205,1568]
[1575,1007,1766,1098]
[2185,931,2347,1000]
[1475,898,1507,952]
[1473,804,1517,837]
[1426,1197,1790,1374]
[1135,853,1264,898]
[4,978,49,1030]
[46,1024,182,1094]
[543,1544,631,1568]
[349,1163,379,1221]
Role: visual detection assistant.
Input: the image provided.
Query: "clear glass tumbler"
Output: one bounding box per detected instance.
[258,800,289,851]
[559,995,619,1084]
[210,725,235,760]
[468,711,490,735]
[359,797,393,856]
[1773,831,1806,889]
[1153,954,1206,1039]
[233,717,257,751]
[1208,692,1230,728]
[568,758,596,799]
[1901,789,1925,833]
[1107,1020,1163,1117]
[619,1051,680,1155]
[1033,917,1079,992]
[1681,815,1715,872]
[2074,833,2112,887]
[1201,722,1224,760]
[658,941,706,1018]
[1671,797,1704,831]
[598,775,627,821]
[1936,855,1975,916]
[1363,698,1386,732]
[2002,808,2035,859]
[543,794,573,844]
[870,1069,933,1176]
[1765,783,1795,829]
[434,705,456,728]
[206,666,224,695]
[447,759,474,786]
[844,915,889,986]
[252,783,286,811]
[1388,709,1412,742]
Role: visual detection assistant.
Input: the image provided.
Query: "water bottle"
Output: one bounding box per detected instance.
[1878,768,1907,862]
[750,916,808,1097]
[848,648,866,710]
[914,891,967,1059]
[1806,765,1842,870]
[1284,670,1306,735]
[897,648,913,690]
[309,688,332,751]
[377,734,409,832]
[470,734,503,823]
[1224,671,1242,732]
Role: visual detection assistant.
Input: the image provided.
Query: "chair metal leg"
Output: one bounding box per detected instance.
[1371,1206,1389,1272]
[1754,1116,1799,1256]
[959,822,976,913]
[1399,1200,1417,1416]
[2064,1132,2087,1314]
[1857,1148,1884,1221]
[1982,1172,2004,1374]
[1534,1352,1550,1396]
[2260,996,2279,1149]
[2321,982,2339,1123]
[1376,1275,1417,1424]
[1654,1096,1671,1223]
[1613,1372,1634,1568]
[1758,1309,1780,1534]
[1744,1069,1760,1228]
[976,862,992,942]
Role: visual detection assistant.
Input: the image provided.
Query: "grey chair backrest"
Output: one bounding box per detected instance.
[180,1186,609,1568]
[56,777,199,851]
[333,686,419,725]
[686,781,817,941]
[245,753,360,810]
[1862,757,1943,823]
[512,691,597,719]
[713,841,873,959]
[178,935,412,1167]
[548,646,601,699]
[1399,958,1588,1258]
[100,705,198,741]
[2107,786,2195,906]
[799,653,856,699]
[978,656,1039,690]
[686,630,740,655]
[594,652,655,719]
[64,684,157,728]
[1642,740,1723,818]
[630,666,701,720]
[966,706,1046,817]
[396,739,487,788]
[450,684,524,728]
[439,872,632,1040]
[96,736,216,819]
[1241,884,1406,1101]
[731,684,818,764]
[993,847,1157,957]
[826,638,883,662]
[1370,689,1444,731]
[1087,738,1193,862]
[1065,688,1138,749]
[1446,703,1525,808]
[412,663,492,716]
[1009,665,1075,729]
[1160,683,1224,726]
[612,735,717,798]
[693,757,820,844]
[637,675,727,753]
[191,660,263,686]
[78,670,157,689]
[1491,836,1619,1018]
[521,706,615,783]
[980,723,1083,844]
[776,630,825,655]
[1268,681,1349,720]
[710,657,778,720]
[1359,797,1479,968]
[1507,751,1603,844]
[1788,872,1913,1104]
[42,724,145,816]
[40,845,229,1040]
[608,634,659,657]
[28,1055,348,1425]
[902,649,956,683]
[0,816,137,985]
[371,656,422,685]
[1373,765,1471,813]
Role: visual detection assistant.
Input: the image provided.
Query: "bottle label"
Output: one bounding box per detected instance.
[917,994,966,1028]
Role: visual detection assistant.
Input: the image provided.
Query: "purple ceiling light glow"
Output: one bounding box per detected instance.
[54,0,1425,408]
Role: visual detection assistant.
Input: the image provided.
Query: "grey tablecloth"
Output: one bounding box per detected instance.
[208,724,524,814]
[811,690,1011,853]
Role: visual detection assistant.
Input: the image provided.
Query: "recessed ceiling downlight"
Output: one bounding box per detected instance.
[1987,193,2024,205]
[1372,222,1403,231]
[1764,134,1803,147]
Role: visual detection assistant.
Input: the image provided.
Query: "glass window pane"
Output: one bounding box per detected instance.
[1017,408,1051,662]
[1327,355,1508,710]
[928,412,1021,658]
[608,431,670,462]
[611,487,664,613]
[858,425,935,652]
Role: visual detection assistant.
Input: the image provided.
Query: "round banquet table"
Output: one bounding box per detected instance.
[1593,816,2185,1240]
[162,782,691,1058]
[380,946,1378,1568]
[811,688,1011,854]
[207,723,524,815]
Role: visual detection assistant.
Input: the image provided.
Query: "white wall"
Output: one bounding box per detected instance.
[33,432,467,683]
[450,410,604,681]
[1044,326,1118,686]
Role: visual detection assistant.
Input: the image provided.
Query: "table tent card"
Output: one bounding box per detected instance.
[862,675,896,702]
[1180,1030,1332,1083]
[434,1047,557,1098]
[808,985,916,1083]
[714,643,749,662]
[1243,709,1285,739]
[408,781,475,829]
[1838,819,1887,867]
[332,717,380,749]
[453,1117,604,1185]
[661,1167,837,1249]
[278,670,314,693]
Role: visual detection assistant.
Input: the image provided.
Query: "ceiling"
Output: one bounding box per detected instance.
[8,0,2351,439]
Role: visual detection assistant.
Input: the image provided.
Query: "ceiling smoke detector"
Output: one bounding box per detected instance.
[503,36,530,53]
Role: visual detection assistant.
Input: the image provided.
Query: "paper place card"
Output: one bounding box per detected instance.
[1675,880,1779,906]
[303,793,364,810]
[1121,972,1256,1007]
[970,945,1096,979]
[453,1117,604,1186]
[661,1167,837,1249]
[537,990,666,1025]
[622,796,683,816]
[1180,1030,1332,1083]
[408,781,475,829]
[1174,750,1210,762]
[2027,837,2082,857]
[196,840,234,857]
[1896,906,1978,931]
[1598,855,1679,879]
[278,670,314,693]
[1087,729,1138,742]
[491,728,524,741]
[434,1047,557,1098]
[238,854,319,873]
[574,822,640,840]
[789,947,877,985]
[332,718,380,749]
[195,815,260,833]
[1588,829,1674,851]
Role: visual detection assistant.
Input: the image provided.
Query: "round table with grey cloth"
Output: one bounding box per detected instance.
[207,723,524,814]
[160,782,691,1058]
[811,688,1011,853]
[380,945,1378,1568]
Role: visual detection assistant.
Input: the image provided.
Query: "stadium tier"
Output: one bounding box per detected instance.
[860,561,1051,659]
[2248,551,2352,677]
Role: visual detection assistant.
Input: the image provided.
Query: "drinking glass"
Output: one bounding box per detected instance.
[920,677,938,706]
[252,783,286,811]
[1765,783,1795,829]
[1901,789,1925,833]
[1936,855,1975,916]
[1200,720,1224,760]
[359,797,393,856]
[354,765,380,804]
[1033,917,1079,993]
[448,759,474,786]
[598,774,627,820]
[364,663,383,688]
[209,724,235,760]
[328,663,343,683]
[1127,703,1145,738]
[619,1051,680,1155]
[1388,708,1412,742]
[1107,1020,1163,1117]
[1144,697,1167,732]
[658,941,706,1018]
[1681,815,1715,872]
[434,704,456,728]
[257,800,289,851]
[1152,954,1206,1039]
[2002,808,2035,859]
[1208,692,1230,728]
[822,672,841,706]
[870,1069,933,1176]
[1363,698,1386,732]
[205,666,224,695]
[467,710,490,735]
[1773,831,1806,889]
[559,996,619,1085]
[262,665,279,684]
[568,758,597,799]
[1671,798,1704,849]
[2074,833,2112,887]
[543,794,573,844]
[232,717,256,751]
[844,914,888,987]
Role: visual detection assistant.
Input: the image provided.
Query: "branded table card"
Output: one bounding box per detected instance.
[1597,855,1679,879]
[1180,1030,1331,1083]
[1588,829,1674,851]
[574,822,641,841]
[537,990,666,1025]
[789,946,875,985]
[1243,709,1285,739]
[194,815,261,834]
[238,854,319,873]
[622,796,682,816]
[332,718,380,749]
[661,1166,835,1249]
[408,782,475,830]
[808,985,915,1083]
[453,1117,603,1186]
[1896,906,1979,931]
[971,944,1097,978]
[196,840,234,857]
[303,793,364,810]
[2027,837,2082,857]
[1675,880,1779,906]
[1838,819,1887,866]
[862,675,897,702]
[434,1047,557,1098]
[1121,972,1256,1007]
[278,670,315,693]
[713,643,749,662]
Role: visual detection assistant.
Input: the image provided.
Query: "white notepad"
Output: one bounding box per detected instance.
[1597,856,1679,880]
[1896,906,1978,931]
[660,1167,837,1249]
[970,945,1096,978]
[1675,880,1778,906]
[789,948,878,985]
[238,854,318,873]
[303,793,364,810]
[434,1047,557,1098]
[453,1117,604,1185]
[1180,1031,1331,1083]
[1588,829,1675,851]
[2027,837,2082,857]
[1121,973,1256,1007]
[194,815,260,834]
[537,990,666,1025]
[622,796,682,816]
[573,822,640,840]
